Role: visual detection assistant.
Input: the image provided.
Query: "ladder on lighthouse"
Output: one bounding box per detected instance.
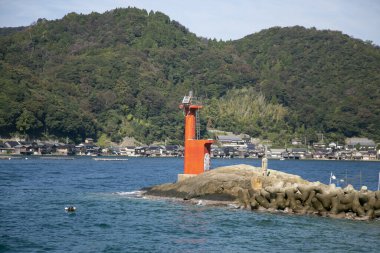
[195,110,200,140]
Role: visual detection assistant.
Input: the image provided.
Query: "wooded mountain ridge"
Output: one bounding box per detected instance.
[1,8,379,145]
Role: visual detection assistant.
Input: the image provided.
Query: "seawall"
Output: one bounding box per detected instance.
[143,164,380,221]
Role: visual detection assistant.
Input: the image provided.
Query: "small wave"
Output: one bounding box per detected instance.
[113,190,145,198]
[227,203,240,209]
[196,200,204,206]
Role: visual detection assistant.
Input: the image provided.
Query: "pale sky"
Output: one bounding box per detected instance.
[0,0,379,45]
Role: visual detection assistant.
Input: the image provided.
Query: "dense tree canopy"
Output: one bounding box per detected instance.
[232,26,380,142]
[0,8,379,144]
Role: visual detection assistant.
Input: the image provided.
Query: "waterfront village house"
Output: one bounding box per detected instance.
[328,142,344,151]
[222,146,241,158]
[30,141,57,155]
[135,146,148,156]
[345,137,376,151]
[1,141,19,154]
[352,151,363,160]
[146,146,164,157]
[245,143,263,158]
[338,151,353,160]
[32,142,43,155]
[246,143,256,151]
[212,147,225,158]
[75,143,101,155]
[14,143,34,155]
[269,148,287,159]
[289,148,309,159]
[163,145,183,157]
[216,135,247,149]
[119,146,136,156]
[0,142,8,154]
[75,138,99,155]
[313,150,328,159]
[362,150,377,160]
[55,144,75,155]
[211,146,247,158]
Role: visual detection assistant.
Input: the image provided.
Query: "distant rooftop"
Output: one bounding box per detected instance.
[217,135,243,142]
[345,137,375,146]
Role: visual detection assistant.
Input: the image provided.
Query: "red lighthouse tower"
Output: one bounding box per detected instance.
[178,91,214,181]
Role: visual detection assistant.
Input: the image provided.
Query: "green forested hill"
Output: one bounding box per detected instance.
[0,8,379,145]
[232,26,380,142]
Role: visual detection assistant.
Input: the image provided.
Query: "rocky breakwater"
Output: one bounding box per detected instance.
[143,164,380,220]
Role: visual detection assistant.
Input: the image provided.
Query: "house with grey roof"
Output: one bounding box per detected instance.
[216,135,247,149]
[0,141,19,154]
[345,137,376,150]
[269,148,287,159]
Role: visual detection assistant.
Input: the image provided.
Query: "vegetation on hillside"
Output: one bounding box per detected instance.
[232,26,380,142]
[204,88,289,141]
[0,8,379,145]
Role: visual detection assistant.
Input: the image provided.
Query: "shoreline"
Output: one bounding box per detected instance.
[1,153,380,162]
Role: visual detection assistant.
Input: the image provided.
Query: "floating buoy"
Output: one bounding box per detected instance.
[65,206,76,212]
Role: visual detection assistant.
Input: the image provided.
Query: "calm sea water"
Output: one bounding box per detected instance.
[1,157,380,252]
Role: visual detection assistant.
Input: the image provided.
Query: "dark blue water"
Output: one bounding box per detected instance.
[1,157,380,252]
